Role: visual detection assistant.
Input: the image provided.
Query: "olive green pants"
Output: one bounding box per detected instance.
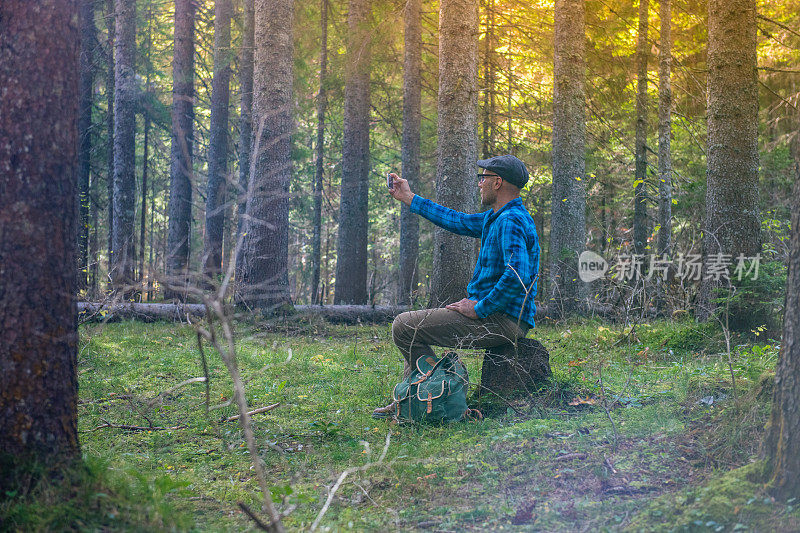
[391,308,529,377]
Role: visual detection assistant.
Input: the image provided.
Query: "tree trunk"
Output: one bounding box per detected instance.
[657,0,672,259]
[236,0,294,311]
[166,0,196,300]
[762,150,800,500]
[110,0,137,296]
[549,0,587,315]
[106,0,115,280]
[0,0,80,462]
[334,0,372,305]
[698,0,760,320]
[311,0,328,305]
[633,0,649,257]
[237,0,255,239]
[78,0,96,293]
[140,114,149,292]
[480,339,552,397]
[398,0,421,306]
[429,0,479,308]
[203,0,233,281]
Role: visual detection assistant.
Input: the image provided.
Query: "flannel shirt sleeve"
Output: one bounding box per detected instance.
[410,195,484,238]
[474,217,535,318]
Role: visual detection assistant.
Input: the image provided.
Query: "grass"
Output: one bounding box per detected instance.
[3,315,798,531]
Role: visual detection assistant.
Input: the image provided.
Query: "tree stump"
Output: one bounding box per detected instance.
[480,339,551,396]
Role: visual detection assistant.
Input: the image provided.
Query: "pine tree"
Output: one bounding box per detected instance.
[236,0,295,310]
[398,0,421,305]
[110,0,137,296]
[429,0,479,307]
[334,0,373,304]
[0,0,80,462]
[203,0,233,281]
[166,0,196,299]
[549,0,587,315]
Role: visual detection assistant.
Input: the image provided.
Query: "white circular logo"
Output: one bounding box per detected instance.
[578,250,609,282]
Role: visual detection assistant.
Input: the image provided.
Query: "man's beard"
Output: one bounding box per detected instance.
[480,191,494,207]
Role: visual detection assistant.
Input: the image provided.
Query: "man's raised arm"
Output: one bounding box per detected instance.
[388,172,483,238]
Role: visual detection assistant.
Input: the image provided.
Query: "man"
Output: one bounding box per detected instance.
[374,154,540,417]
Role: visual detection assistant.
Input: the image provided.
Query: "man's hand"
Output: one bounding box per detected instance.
[446,298,479,319]
[388,173,414,206]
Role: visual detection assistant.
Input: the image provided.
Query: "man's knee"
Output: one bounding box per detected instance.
[392,312,413,344]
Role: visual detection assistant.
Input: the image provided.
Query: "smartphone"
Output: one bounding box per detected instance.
[387,173,394,189]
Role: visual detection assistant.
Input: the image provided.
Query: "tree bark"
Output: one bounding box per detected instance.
[236,0,294,311]
[398,0,421,306]
[633,0,649,257]
[0,0,80,462]
[237,0,255,239]
[203,0,233,280]
[549,0,587,315]
[166,0,196,300]
[429,0,479,308]
[698,0,760,319]
[657,0,672,258]
[334,0,373,305]
[311,0,329,305]
[110,0,137,295]
[78,0,96,292]
[480,339,552,397]
[762,144,800,499]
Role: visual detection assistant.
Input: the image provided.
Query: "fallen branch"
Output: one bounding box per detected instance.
[310,432,392,532]
[146,377,207,406]
[92,419,187,432]
[224,403,281,422]
[77,301,410,324]
[238,502,272,532]
[554,453,588,462]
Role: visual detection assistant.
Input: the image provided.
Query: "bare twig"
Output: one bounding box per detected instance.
[197,331,212,414]
[91,419,187,432]
[310,432,392,532]
[554,452,588,462]
[224,403,281,422]
[598,362,620,452]
[146,377,207,406]
[238,502,272,531]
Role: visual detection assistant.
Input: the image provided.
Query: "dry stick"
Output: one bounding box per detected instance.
[238,503,271,531]
[197,331,212,414]
[310,432,392,532]
[224,403,281,422]
[554,452,588,462]
[210,299,285,533]
[146,376,207,406]
[597,362,619,452]
[92,419,187,431]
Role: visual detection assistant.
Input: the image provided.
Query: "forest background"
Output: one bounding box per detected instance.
[73,0,799,309]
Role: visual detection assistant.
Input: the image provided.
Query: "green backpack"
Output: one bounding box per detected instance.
[392,352,480,424]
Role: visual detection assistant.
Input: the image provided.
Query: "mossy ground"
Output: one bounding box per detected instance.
[2,316,798,531]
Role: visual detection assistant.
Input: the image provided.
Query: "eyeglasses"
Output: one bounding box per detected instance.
[478,173,499,183]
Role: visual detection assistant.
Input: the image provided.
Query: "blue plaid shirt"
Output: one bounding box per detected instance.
[410,195,540,329]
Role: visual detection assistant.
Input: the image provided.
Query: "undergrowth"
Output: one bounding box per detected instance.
[2,316,796,531]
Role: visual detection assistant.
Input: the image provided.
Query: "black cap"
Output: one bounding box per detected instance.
[477,154,529,189]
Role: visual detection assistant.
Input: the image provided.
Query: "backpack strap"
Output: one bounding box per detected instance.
[464,408,483,422]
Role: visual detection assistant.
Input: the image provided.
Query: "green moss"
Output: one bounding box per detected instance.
[626,463,786,532]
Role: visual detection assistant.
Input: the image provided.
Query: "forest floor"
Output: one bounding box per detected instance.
[4,315,800,532]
